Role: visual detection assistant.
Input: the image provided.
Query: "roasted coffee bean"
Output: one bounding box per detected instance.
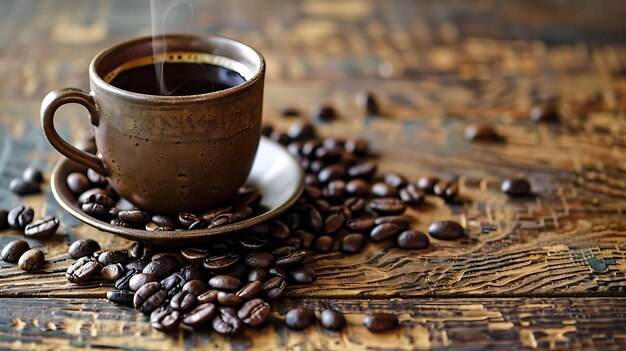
[244,252,274,268]
[370,222,402,242]
[397,230,430,249]
[530,100,559,123]
[287,122,316,140]
[433,181,458,201]
[118,210,149,224]
[82,202,109,218]
[186,219,207,230]
[97,250,128,266]
[294,229,315,249]
[318,164,345,184]
[261,124,273,136]
[346,217,376,231]
[151,308,181,332]
[371,182,398,197]
[501,177,532,196]
[281,107,301,117]
[345,137,369,156]
[237,298,270,326]
[464,123,499,141]
[77,188,108,204]
[313,199,331,213]
[170,291,197,311]
[212,307,243,335]
[134,281,168,314]
[316,146,342,162]
[314,236,334,252]
[323,180,346,200]
[285,307,315,330]
[107,290,134,305]
[341,233,366,254]
[301,140,322,158]
[399,184,425,206]
[183,303,216,327]
[67,172,90,194]
[209,275,242,291]
[111,218,131,227]
[22,167,44,183]
[87,168,107,185]
[129,242,147,260]
[178,212,199,228]
[144,222,171,231]
[8,206,34,230]
[115,269,138,290]
[348,161,377,179]
[346,179,369,196]
[18,248,44,271]
[374,216,410,230]
[383,173,408,189]
[344,197,366,214]
[1,240,29,263]
[271,245,298,258]
[180,264,208,282]
[320,309,346,330]
[143,255,179,279]
[270,130,290,145]
[69,239,100,259]
[312,105,337,122]
[108,206,120,218]
[275,250,307,268]
[268,266,288,280]
[217,291,243,307]
[197,289,219,304]
[428,221,464,240]
[247,267,267,282]
[150,214,177,228]
[203,253,239,272]
[236,281,262,301]
[66,256,101,283]
[180,248,208,263]
[304,206,323,233]
[9,178,40,196]
[181,280,208,296]
[129,273,158,291]
[262,276,287,300]
[304,185,322,199]
[0,209,8,230]
[357,91,380,115]
[363,313,399,332]
[101,263,125,281]
[370,198,406,215]
[269,220,290,240]
[289,267,317,284]
[222,263,247,281]
[417,176,439,193]
[208,213,236,228]
[324,213,345,234]
[125,259,148,272]
[87,193,115,207]
[238,235,269,250]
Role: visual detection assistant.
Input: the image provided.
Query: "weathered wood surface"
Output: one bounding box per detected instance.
[0,297,625,351]
[0,0,626,349]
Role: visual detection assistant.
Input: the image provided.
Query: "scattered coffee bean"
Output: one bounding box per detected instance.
[320,309,346,331]
[357,91,380,115]
[217,291,243,307]
[209,275,242,291]
[118,210,149,225]
[18,248,45,271]
[501,177,532,196]
[151,215,177,228]
[369,198,406,215]
[9,178,40,196]
[238,298,270,326]
[107,290,134,305]
[280,107,301,118]
[69,239,101,259]
[244,252,274,268]
[8,206,34,230]
[345,138,369,156]
[77,188,108,204]
[0,209,8,230]
[341,233,366,254]
[212,307,243,335]
[396,230,429,249]
[428,221,464,240]
[346,217,375,231]
[24,216,59,238]
[370,222,402,242]
[101,263,125,281]
[170,291,198,312]
[399,184,425,206]
[115,269,138,290]
[178,212,199,228]
[1,240,29,262]
[236,281,262,301]
[285,307,315,330]
[203,253,239,272]
[363,313,399,332]
[289,267,317,284]
[143,255,179,279]
[275,250,307,268]
[348,161,377,179]
[183,303,216,327]
[82,202,109,218]
[433,181,458,201]
[23,167,44,183]
[314,235,334,252]
[151,308,181,332]
[180,248,208,263]
[247,267,266,282]
[134,281,168,314]
[346,179,369,196]
[324,213,345,234]
[198,289,219,304]
[129,273,158,291]
[417,176,439,193]
[288,122,316,141]
[530,100,559,123]
[67,172,90,194]
[261,276,287,300]
[182,279,209,295]
[312,105,337,122]
[464,123,500,141]
[97,250,128,266]
[66,256,101,283]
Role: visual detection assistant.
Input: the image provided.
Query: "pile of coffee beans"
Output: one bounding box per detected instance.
[9,167,43,196]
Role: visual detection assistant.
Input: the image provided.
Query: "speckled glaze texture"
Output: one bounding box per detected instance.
[42,35,265,213]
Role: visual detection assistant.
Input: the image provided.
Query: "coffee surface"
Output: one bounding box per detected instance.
[110,63,246,96]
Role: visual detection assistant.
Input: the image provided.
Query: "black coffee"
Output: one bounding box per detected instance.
[110,63,246,96]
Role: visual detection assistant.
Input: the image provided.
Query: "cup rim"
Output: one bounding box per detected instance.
[89,34,265,103]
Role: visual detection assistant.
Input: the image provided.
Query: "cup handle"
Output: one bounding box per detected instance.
[41,88,108,176]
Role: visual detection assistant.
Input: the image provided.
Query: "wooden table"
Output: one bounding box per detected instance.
[1,0,625,350]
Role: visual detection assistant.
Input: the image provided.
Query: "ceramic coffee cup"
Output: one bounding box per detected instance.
[41,34,265,213]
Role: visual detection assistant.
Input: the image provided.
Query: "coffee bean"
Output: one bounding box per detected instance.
[301,140,322,158]
[151,308,181,332]
[374,216,410,230]
[501,177,532,196]
[285,307,315,330]
[346,217,376,231]
[269,220,290,240]
[203,253,239,272]
[111,218,131,227]
[370,197,406,215]
[208,213,237,228]
[320,309,346,331]
[341,233,366,254]
[77,188,108,204]
[144,222,171,231]
[399,184,425,206]
[530,100,559,123]
[324,213,345,234]
[118,210,149,225]
[304,206,323,233]
[134,281,168,314]
[217,291,243,307]
[312,105,337,122]
[313,199,331,213]
[66,256,101,283]
[357,91,380,115]
[237,298,270,326]
[182,280,209,295]
[323,180,346,200]
[8,206,34,230]
[178,212,199,228]
[289,267,317,284]
[433,181,458,201]
[18,248,44,271]
[81,202,109,218]
[314,236,334,252]
[86,193,115,207]
[87,168,107,185]
[97,250,128,266]
[0,209,8,230]
[247,267,267,282]
[348,161,377,179]
[23,167,44,183]
[151,215,178,228]
[197,289,219,304]
[244,252,274,268]
[209,275,241,291]
[170,291,197,312]
[382,173,407,189]
[101,263,125,281]
[236,281,262,301]
[396,230,430,249]
[363,313,399,332]
[268,266,288,280]
[464,123,499,141]
[417,176,439,193]
[183,303,216,327]
[143,255,179,279]
[69,239,100,259]
[346,179,369,196]
[178,248,207,263]
[106,290,134,305]
[270,130,291,145]
[370,222,402,242]
[288,122,316,141]
[9,178,40,196]
[345,138,369,156]
[23,216,59,239]
[318,164,345,184]
[238,235,269,250]
[305,185,322,199]
[115,269,139,290]
[428,221,464,240]
[275,250,307,268]
[280,107,301,118]
[125,259,148,272]
[67,172,90,194]
[261,124,273,136]
[129,273,158,291]
[261,276,287,300]
[285,213,301,230]
[371,182,398,197]
[212,307,243,335]
[2,240,30,262]
[294,229,315,249]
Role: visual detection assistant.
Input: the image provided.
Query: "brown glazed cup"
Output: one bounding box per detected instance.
[41,34,265,213]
